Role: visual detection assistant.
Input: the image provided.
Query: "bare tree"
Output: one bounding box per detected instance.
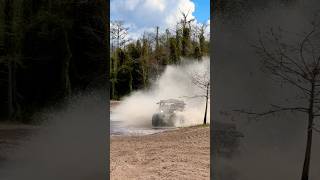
[235,19,320,180]
[179,10,195,29]
[110,20,130,50]
[155,26,160,66]
[179,10,195,56]
[198,23,209,56]
[191,69,210,124]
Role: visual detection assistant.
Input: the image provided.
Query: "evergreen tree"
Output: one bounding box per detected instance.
[169,37,179,64]
[109,11,210,100]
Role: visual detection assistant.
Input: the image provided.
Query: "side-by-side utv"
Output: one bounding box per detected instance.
[152,99,185,127]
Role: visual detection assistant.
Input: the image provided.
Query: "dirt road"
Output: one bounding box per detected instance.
[110,126,210,180]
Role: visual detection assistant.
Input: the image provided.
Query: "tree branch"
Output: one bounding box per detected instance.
[299,28,316,74]
[272,70,311,95]
[234,105,308,117]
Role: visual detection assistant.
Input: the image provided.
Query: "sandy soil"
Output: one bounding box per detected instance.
[0,123,39,163]
[110,126,210,180]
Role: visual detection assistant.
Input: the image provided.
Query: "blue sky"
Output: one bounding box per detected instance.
[111,0,210,39]
[193,0,210,23]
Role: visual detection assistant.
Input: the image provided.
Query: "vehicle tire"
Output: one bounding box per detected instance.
[167,114,176,126]
[152,113,163,127]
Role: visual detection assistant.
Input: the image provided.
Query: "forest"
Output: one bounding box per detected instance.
[110,12,210,100]
[0,0,108,123]
[0,1,210,122]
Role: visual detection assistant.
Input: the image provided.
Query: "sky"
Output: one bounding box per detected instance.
[193,0,210,23]
[110,0,210,39]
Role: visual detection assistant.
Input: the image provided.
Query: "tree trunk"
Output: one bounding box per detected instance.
[62,30,72,96]
[203,83,209,124]
[301,119,313,180]
[4,0,15,119]
[8,60,14,119]
[301,82,315,180]
[155,26,160,75]
[111,80,116,99]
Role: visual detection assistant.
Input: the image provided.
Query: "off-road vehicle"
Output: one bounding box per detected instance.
[152,99,185,127]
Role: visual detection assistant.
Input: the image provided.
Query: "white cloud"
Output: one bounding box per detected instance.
[111,0,196,39]
[205,19,210,40]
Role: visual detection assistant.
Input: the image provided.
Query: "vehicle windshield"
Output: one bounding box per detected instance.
[158,100,185,113]
[159,103,175,113]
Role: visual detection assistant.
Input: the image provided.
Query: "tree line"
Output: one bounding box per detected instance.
[110,12,210,100]
[0,0,108,122]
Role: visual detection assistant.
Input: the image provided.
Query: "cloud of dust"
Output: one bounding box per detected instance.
[112,57,210,127]
[0,90,107,180]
